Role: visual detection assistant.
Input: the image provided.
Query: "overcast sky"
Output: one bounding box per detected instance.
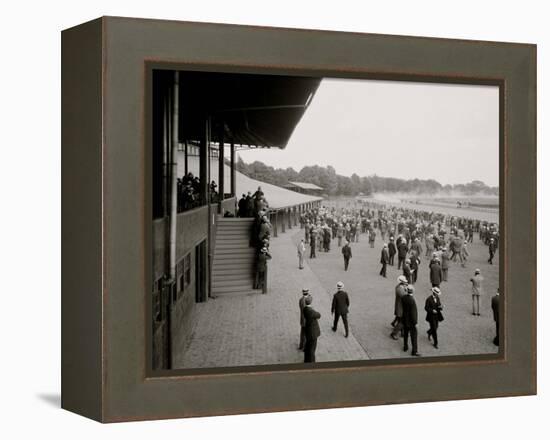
[238,78,499,187]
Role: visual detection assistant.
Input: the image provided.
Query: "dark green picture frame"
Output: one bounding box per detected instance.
[61,16,536,422]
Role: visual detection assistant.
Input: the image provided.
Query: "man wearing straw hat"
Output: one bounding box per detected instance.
[331,282,350,338]
[402,285,421,356]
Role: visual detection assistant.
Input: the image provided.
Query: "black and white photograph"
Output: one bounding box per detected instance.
[151,69,500,370]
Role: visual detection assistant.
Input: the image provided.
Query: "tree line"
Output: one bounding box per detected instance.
[236,157,498,196]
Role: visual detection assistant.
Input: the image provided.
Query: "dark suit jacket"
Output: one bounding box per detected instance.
[430,263,442,285]
[401,294,418,327]
[388,242,397,256]
[394,284,406,317]
[342,245,352,259]
[403,263,412,282]
[303,306,321,340]
[424,294,442,323]
[397,242,409,258]
[332,290,350,315]
[257,253,271,272]
[491,294,499,322]
[380,248,389,264]
[299,296,307,327]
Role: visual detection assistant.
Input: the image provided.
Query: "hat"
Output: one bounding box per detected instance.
[406,285,415,293]
[475,268,481,274]
[336,281,344,290]
[398,275,408,284]
[305,295,313,305]
[431,287,441,295]
[302,288,309,295]
[261,247,267,253]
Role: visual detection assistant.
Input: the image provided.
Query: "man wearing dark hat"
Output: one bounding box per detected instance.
[397,238,409,270]
[429,256,442,287]
[388,236,397,266]
[303,295,321,363]
[425,287,443,349]
[380,244,390,278]
[298,288,309,350]
[402,285,421,356]
[341,240,352,271]
[390,275,408,340]
[331,282,350,337]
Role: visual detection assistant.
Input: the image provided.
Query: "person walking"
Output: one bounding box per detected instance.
[397,239,408,270]
[425,287,443,349]
[298,288,309,351]
[403,258,413,284]
[331,281,350,337]
[429,257,443,287]
[297,239,306,270]
[388,237,397,266]
[342,240,352,271]
[441,247,450,282]
[402,285,421,356]
[491,288,500,346]
[390,275,408,340]
[303,295,321,363]
[309,227,317,259]
[488,238,496,264]
[380,244,389,277]
[470,268,484,316]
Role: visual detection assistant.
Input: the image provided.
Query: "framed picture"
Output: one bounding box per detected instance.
[61,16,536,422]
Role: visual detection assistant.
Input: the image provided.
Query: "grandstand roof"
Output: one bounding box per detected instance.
[287,181,324,191]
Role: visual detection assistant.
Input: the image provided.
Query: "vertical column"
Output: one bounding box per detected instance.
[230,142,236,197]
[218,124,225,213]
[288,207,292,229]
[294,206,298,226]
[273,211,278,237]
[184,140,188,176]
[199,117,208,205]
[282,209,286,233]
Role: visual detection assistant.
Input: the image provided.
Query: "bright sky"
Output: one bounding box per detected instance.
[238,78,499,187]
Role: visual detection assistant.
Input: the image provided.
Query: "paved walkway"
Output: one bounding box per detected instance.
[173,227,368,369]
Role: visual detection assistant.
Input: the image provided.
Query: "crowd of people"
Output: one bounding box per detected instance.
[294,199,500,362]
[176,172,223,212]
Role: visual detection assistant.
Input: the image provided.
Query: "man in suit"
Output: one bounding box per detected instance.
[440,247,450,282]
[331,281,350,337]
[255,247,272,294]
[380,244,389,277]
[425,287,443,349]
[397,239,409,270]
[390,275,408,340]
[388,236,397,266]
[298,288,309,351]
[403,258,413,284]
[303,295,321,363]
[297,239,306,270]
[491,288,500,346]
[488,238,496,264]
[342,240,352,271]
[402,285,421,356]
[429,257,443,287]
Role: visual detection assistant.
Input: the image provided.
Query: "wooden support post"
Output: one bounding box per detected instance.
[199,118,208,205]
[218,125,225,213]
[273,211,278,237]
[288,207,292,229]
[230,142,236,197]
[282,209,286,233]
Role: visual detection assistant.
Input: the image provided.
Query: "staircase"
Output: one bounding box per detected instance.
[212,218,259,297]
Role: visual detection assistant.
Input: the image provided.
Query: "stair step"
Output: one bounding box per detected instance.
[212,284,258,294]
[214,247,255,255]
[211,272,254,280]
[212,279,254,288]
[211,289,260,298]
[215,244,252,251]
